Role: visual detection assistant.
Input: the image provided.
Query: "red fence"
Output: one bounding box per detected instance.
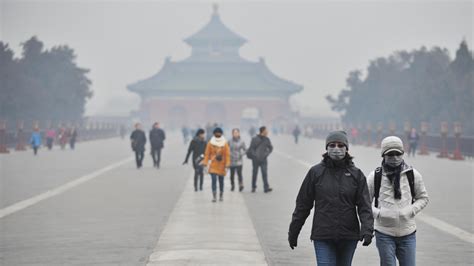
[0,120,121,154]
[301,122,473,159]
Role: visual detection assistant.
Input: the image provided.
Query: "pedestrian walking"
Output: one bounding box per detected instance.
[247,126,273,193]
[288,131,374,266]
[69,127,78,150]
[119,124,127,139]
[149,122,166,168]
[58,126,68,150]
[45,127,56,150]
[202,127,230,202]
[407,128,419,157]
[293,125,301,144]
[351,127,359,145]
[367,136,429,266]
[30,127,42,156]
[248,126,257,138]
[130,123,147,169]
[205,122,213,141]
[229,128,247,192]
[181,126,190,144]
[183,128,207,191]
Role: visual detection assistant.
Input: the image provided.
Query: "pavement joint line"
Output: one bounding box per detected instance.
[0,156,134,219]
[274,149,474,245]
[145,172,268,265]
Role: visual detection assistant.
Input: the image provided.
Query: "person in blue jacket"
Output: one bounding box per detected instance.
[30,127,42,155]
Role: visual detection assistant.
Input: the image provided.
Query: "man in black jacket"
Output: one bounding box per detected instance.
[288,131,373,265]
[248,126,273,193]
[183,129,207,191]
[130,123,147,169]
[149,122,166,168]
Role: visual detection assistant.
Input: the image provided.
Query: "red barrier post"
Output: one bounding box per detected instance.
[451,122,464,160]
[375,122,383,148]
[366,122,372,147]
[15,121,27,151]
[437,122,449,158]
[418,122,429,155]
[0,120,10,153]
[404,122,411,151]
[389,122,396,136]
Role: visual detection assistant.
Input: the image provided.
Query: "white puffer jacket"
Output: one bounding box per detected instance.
[367,164,429,237]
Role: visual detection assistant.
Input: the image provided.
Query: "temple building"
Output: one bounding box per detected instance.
[128,5,303,129]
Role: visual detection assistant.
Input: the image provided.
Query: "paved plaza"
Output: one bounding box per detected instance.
[0,133,472,265]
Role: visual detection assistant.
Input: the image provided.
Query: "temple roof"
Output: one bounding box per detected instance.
[127,5,303,98]
[184,4,246,47]
[128,59,302,97]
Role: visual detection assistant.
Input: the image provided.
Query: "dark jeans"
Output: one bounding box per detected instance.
[46,138,54,150]
[33,146,39,156]
[252,159,269,190]
[69,139,76,150]
[193,164,204,190]
[313,239,358,266]
[408,143,417,157]
[151,147,162,167]
[375,231,416,266]
[210,174,224,193]
[230,165,243,188]
[134,150,144,168]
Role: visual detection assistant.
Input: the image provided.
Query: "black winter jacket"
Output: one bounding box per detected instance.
[130,129,147,152]
[149,128,166,149]
[289,155,374,241]
[249,135,273,162]
[185,137,207,168]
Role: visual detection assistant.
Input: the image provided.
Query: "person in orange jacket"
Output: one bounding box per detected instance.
[202,127,231,202]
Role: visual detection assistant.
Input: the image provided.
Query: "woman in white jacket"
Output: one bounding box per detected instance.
[367,136,429,266]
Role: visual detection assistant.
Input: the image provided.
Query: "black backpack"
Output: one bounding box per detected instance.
[374,167,416,208]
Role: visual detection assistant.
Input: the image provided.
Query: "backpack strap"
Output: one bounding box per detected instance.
[374,167,382,208]
[405,169,416,204]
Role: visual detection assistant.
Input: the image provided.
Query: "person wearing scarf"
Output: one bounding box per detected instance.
[202,127,230,202]
[367,136,429,266]
[289,131,374,265]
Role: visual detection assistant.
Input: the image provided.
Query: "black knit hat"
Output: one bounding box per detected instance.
[326,131,349,150]
[196,128,205,136]
[213,127,223,134]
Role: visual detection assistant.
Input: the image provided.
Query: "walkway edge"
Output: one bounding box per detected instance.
[0,156,133,219]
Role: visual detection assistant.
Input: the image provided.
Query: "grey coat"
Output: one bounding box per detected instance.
[229,137,246,167]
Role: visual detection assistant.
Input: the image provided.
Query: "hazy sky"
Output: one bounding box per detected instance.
[1,0,472,118]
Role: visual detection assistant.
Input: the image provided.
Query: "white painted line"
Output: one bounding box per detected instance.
[0,156,133,219]
[274,149,474,245]
[417,214,474,244]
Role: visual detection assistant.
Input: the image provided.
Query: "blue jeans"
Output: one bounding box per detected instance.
[252,159,269,190]
[375,231,416,266]
[210,174,224,193]
[313,239,358,266]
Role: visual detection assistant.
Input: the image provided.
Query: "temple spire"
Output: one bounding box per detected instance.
[213,3,219,15]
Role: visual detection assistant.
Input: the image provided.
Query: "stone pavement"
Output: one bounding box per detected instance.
[0,132,472,265]
[146,172,267,266]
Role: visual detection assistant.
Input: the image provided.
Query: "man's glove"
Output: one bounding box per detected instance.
[288,234,298,250]
[361,235,373,246]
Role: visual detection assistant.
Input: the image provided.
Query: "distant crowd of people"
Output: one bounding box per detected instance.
[129,122,274,203]
[29,125,78,155]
